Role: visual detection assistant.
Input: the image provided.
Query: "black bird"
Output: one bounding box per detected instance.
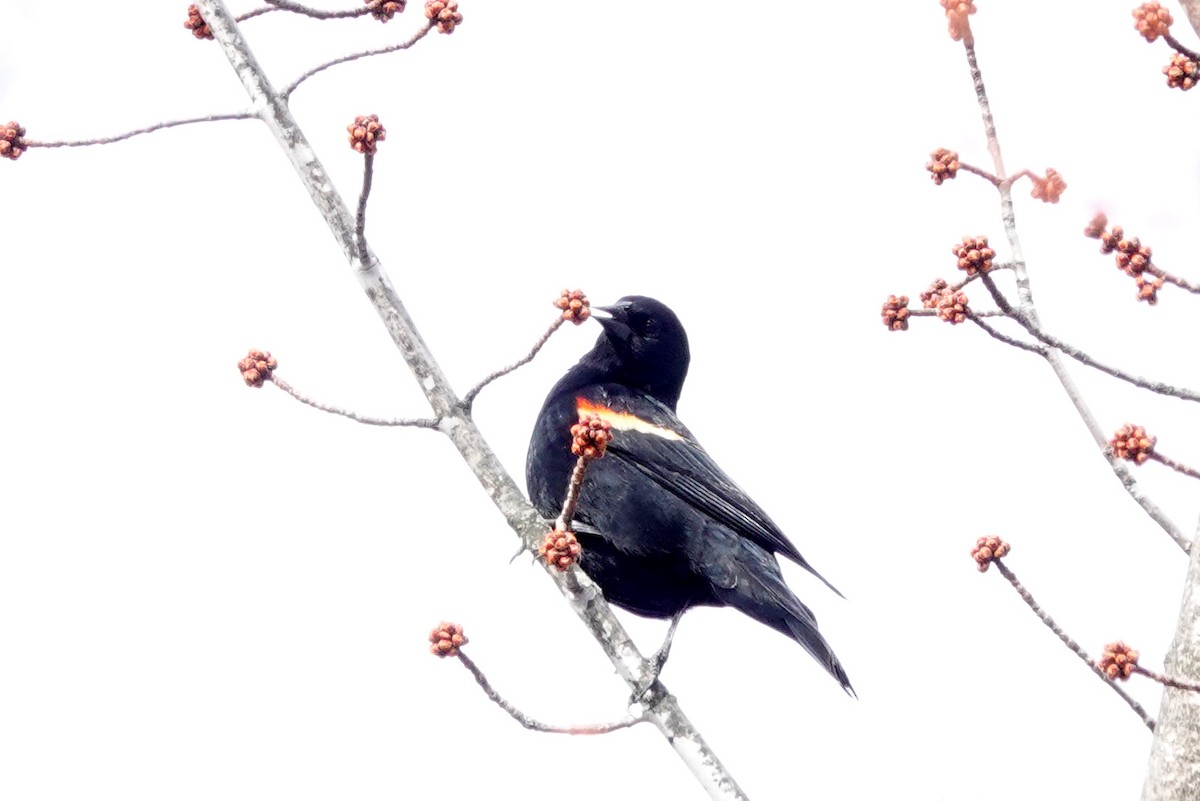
[526,295,851,692]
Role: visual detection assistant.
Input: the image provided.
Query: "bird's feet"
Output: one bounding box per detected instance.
[628,612,683,705]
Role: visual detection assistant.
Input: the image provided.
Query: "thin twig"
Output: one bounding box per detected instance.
[1001,168,1037,189]
[1151,452,1200,481]
[456,651,644,735]
[25,112,256,148]
[461,318,566,408]
[911,307,1005,319]
[964,41,1035,316]
[948,261,1013,293]
[972,282,1190,549]
[270,375,440,428]
[262,0,373,19]
[962,40,1189,553]
[957,161,1001,186]
[991,560,1156,731]
[1133,664,1200,694]
[555,456,591,532]
[979,273,1200,404]
[235,6,279,21]
[282,21,434,98]
[967,314,1047,355]
[1165,32,1200,61]
[1146,265,1200,294]
[356,153,375,269]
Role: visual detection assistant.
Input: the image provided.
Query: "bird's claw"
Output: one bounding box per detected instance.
[627,612,682,705]
[627,652,668,705]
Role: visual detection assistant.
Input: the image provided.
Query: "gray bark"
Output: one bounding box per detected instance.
[1141,518,1200,800]
[1179,0,1200,40]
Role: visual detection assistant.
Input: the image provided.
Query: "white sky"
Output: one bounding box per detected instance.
[3,2,1200,799]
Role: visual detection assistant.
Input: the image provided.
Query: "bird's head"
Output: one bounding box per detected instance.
[591,295,691,408]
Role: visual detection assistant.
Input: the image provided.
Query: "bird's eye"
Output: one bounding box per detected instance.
[632,313,658,338]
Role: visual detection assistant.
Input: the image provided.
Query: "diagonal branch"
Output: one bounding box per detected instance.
[1165,32,1200,61]
[1147,264,1200,294]
[282,22,434,98]
[973,279,1188,552]
[991,559,1155,731]
[1151,451,1200,481]
[461,317,566,409]
[967,313,1046,355]
[193,3,747,798]
[979,273,1200,404]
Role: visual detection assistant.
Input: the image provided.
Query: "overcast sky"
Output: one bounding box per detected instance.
[4,2,1200,800]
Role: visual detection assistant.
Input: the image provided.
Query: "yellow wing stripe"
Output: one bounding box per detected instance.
[576,398,684,441]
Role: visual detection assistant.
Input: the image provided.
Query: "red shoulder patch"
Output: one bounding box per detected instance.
[576,397,683,441]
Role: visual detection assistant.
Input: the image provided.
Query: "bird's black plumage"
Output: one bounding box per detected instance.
[526,295,851,692]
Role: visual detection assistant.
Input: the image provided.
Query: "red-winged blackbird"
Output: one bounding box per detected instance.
[526,296,851,692]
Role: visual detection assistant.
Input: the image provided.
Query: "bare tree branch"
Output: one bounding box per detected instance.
[461,318,566,409]
[1177,0,1200,42]
[356,153,375,268]
[1141,515,1200,800]
[555,456,591,533]
[26,112,256,148]
[262,0,373,19]
[235,6,280,21]
[964,40,1035,316]
[978,273,1200,404]
[992,559,1155,731]
[969,277,1189,551]
[1150,451,1200,481]
[1165,31,1200,60]
[956,161,1001,186]
[282,22,435,98]
[1134,665,1200,694]
[1147,264,1200,294]
[456,650,645,735]
[193,3,748,797]
[961,38,1190,566]
[911,307,1005,319]
[270,374,440,428]
[966,314,1046,354]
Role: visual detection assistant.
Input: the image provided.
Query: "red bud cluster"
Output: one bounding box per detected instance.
[429,622,468,657]
[571,415,612,459]
[348,115,386,155]
[971,535,1010,573]
[555,289,591,325]
[540,529,582,571]
[1098,641,1139,680]
[238,350,278,388]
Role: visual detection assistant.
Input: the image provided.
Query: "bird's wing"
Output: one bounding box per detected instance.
[575,388,843,597]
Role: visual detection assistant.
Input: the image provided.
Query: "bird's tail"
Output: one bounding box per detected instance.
[716,546,854,695]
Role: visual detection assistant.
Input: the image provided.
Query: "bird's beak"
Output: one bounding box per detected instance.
[592,299,632,323]
[591,302,631,342]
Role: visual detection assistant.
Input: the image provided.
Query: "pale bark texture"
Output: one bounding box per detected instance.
[1141,519,1200,801]
[1180,0,1200,39]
